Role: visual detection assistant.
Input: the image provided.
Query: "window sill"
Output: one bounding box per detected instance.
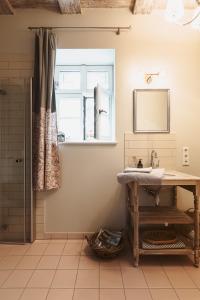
[58,140,117,146]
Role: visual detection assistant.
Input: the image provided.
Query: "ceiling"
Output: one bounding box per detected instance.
[0,0,198,15]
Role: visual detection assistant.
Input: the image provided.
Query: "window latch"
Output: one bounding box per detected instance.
[98,109,107,114]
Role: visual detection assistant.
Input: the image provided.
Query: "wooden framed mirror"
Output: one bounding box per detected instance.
[133,89,170,133]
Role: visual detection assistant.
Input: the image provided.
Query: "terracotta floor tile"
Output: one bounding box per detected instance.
[1,240,199,300]
[27,270,55,288]
[47,289,73,300]
[140,256,162,267]
[100,258,120,269]
[142,266,172,288]
[119,254,134,269]
[49,239,67,244]
[20,289,48,300]
[79,256,99,269]
[100,288,125,300]
[63,241,83,255]
[150,289,179,300]
[175,289,200,300]
[73,288,99,300]
[0,288,23,300]
[76,269,99,288]
[8,245,30,256]
[122,268,148,288]
[44,244,65,255]
[34,240,50,244]
[68,239,83,243]
[100,269,123,288]
[163,266,196,288]
[0,256,23,270]
[161,255,189,267]
[0,270,12,286]
[37,255,60,269]
[125,289,152,300]
[25,244,48,256]
[184,266,200,288]
[0,246,12,257]
[58,255,79,269]
[2,270,33,288]
[51,270,77,288]
[16,256,41,269]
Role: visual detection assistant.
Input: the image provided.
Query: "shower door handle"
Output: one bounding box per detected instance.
[15,158,23,163]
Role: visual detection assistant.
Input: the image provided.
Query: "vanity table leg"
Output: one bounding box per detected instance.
[194,185,199,267]
[133,182,139,267]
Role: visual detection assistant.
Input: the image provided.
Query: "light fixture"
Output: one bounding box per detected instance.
[186,5,200,28]
[165,0,200,29]
[165,0,184,22]
[144,72,160,84]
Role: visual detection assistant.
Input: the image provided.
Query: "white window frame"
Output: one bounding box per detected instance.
[55,65,115,144]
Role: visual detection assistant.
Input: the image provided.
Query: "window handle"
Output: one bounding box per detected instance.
[98,109,107,114]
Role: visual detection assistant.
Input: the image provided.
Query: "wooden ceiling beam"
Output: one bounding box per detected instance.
[7,0,199,13]
[81,0,130,8]
[0,0,14,15]
[130,0,137,12]
[57,0,81,14]
[132,0,155,14]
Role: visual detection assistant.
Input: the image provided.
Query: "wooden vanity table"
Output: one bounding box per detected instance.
[127,170,200,267]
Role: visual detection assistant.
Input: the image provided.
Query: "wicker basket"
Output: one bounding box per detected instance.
[86,232,124,258]
[142,230,177,245]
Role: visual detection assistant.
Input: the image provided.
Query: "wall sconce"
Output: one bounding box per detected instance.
[144,72,160,84]
[165,0,200,30]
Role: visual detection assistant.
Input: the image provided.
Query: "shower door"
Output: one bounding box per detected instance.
[0,78,32,243]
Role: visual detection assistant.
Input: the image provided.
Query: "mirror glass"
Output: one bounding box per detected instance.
[133,89,170,133]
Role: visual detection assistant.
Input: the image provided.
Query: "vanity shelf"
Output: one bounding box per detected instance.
[139,206,193,225]
[126,170,200,267]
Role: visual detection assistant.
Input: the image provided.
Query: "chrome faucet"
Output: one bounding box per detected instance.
[150,150,159,168]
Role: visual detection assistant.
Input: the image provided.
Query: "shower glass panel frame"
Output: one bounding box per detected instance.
[0,78,33,244]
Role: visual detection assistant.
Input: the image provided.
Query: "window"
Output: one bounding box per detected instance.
[55,49,115,143]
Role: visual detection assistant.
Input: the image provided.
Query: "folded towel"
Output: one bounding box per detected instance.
[124,167,152,173]
[117,168,165,185]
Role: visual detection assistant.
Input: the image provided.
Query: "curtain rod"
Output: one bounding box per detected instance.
[28,26,131,35]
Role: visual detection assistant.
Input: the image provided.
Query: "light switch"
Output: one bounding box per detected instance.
[182,146,189,166]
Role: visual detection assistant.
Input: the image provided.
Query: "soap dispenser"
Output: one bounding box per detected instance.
[137,159,143,168]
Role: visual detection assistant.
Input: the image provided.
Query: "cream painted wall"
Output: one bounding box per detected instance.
[0,9,200,232]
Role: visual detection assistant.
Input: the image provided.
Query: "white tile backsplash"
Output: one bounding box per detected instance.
[124,132,177,169]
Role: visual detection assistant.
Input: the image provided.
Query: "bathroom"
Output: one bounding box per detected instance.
[0,1,200,299]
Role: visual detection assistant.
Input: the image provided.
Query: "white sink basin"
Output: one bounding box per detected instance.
[164,173,176,176]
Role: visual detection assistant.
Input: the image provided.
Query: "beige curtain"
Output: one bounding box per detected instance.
[32,29,60,191]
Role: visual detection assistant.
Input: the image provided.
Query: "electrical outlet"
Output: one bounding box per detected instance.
[182,146,189,166]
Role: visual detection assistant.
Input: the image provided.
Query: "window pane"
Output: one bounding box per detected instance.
[59,118,83,140]
[99,115,111,138]
[87,71,109,90]
[58,97,82,141]
[85,98,94,140]
[59,71,81,90]
[59,97,81,118]
[101,94,110,114]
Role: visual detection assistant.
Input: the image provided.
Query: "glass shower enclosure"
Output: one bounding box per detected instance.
[0,78,33,243]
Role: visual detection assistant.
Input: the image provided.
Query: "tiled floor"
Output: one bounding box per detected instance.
[0,239,200,299]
